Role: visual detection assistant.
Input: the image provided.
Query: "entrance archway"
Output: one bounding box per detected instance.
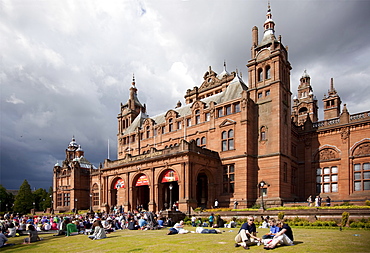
[196,172,208,208]
[159,169,179,210]
[111,178,124,207]
[134,174,150,211]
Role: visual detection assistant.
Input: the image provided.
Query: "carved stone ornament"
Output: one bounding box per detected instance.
[341,127,349,143]
[353,142,370,157]
[318,148,337,161]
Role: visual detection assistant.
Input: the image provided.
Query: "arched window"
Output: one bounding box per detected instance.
[265,65,271,79]
[195,110,201,124]
[258,68,263,82]
[196,138,201,146]
[260,126,267,141]
[222,129,234,151]
[201,137,206,147]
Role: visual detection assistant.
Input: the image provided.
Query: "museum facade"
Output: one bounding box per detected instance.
[53,6,370,213]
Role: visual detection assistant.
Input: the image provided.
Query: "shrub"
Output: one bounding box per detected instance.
[278,211,285,220]
[340,202,353,206]
[341,211,350,227]
[365,200,370,206]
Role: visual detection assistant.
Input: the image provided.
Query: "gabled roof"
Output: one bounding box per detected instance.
[123,74,247,135]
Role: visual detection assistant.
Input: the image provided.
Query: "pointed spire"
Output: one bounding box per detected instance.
[132,73,136,86]
[223,60,226,71]
[330,77,334,92]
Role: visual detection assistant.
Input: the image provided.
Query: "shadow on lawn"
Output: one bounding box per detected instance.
[293,241,304,245]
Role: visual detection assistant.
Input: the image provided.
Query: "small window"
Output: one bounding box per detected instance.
[186,118,191,127]
[217,108,223,118]
[234,103,240,113]
[225,105,232,115]
[258,92,263,99]
[265,90,270,96]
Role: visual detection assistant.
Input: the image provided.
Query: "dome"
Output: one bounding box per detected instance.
[69,137,78,148]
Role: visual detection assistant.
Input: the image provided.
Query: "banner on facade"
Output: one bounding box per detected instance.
[161,170,178,183]
[114,178,125,189]
[135,175,149,186]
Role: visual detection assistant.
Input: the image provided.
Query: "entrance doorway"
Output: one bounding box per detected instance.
[196,173,208,208]
[136,185,149,210]
[161,182,179,210]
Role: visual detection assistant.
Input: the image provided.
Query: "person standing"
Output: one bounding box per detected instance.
[208,213,215,227]
[326,196,331,206]
[214,199,219,209]
[307,195,313,206]
[234,216,261,250]
[233,200,239,209]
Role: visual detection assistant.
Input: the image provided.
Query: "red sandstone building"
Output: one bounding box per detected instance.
[53,6,370,213]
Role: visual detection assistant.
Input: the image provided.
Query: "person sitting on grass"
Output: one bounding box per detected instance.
[264,219,294,250]
[167,220,188,235]
[65,219,79,236]
[0,230,15,248]
[262,218,280,241]
[88,220,107,240]
[234,216,262,250]
[23,225,40,244]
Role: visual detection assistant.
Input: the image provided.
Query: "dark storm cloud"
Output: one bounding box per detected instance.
[1,0,369,190]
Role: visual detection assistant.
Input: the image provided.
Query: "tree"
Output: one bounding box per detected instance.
[0,185,14,213]
[33,188,48,211]
[13,180,34,214]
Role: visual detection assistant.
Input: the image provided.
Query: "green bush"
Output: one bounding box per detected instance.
[278,211,285,220]
[365,200,370,206]
[341,211,350,227]
[340,202,353,206]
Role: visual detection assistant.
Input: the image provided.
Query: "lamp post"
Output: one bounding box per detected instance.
[89,194,93,212]
[258,181,266,210]
[6,203,8,212]
[169,184,173,211]
[75,198,78,214]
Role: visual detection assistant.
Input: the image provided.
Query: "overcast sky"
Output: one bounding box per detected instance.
[1,0,370,190]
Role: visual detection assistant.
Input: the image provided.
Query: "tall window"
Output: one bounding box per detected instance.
[195,110,201,124]
[205,112,210,122]
[196,138,201,146]
[260,126,266,141]
[57,193,62,206]
[177,121,182,130]
[222,129,234,151]
[265,65,271,79]
[161,126,165,134]
[354,163,370,191]
[146,126,150,138]
[223,164,235,193]
[225,105,232,115]
[234,102,240,113]
[316,166,338,193]
[258,68,263,82]
[186,118,191,127]
[201,137,206,148]
[63,193,70,206]
[169,118,173,132]
[217,108,223,118]
[93,192,99,206]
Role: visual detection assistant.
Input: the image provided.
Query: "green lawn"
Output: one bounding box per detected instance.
[2,227,370,252]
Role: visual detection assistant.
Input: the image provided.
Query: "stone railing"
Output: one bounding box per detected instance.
[350,111,370,121]
[312,111,370,129]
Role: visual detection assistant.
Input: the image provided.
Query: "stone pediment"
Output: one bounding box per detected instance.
[219,118,236,128]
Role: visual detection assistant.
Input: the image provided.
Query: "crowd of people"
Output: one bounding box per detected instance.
[0,209,175,248]
[0,210,295,250]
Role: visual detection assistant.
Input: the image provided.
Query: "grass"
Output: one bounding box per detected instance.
[2,227,370,253]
